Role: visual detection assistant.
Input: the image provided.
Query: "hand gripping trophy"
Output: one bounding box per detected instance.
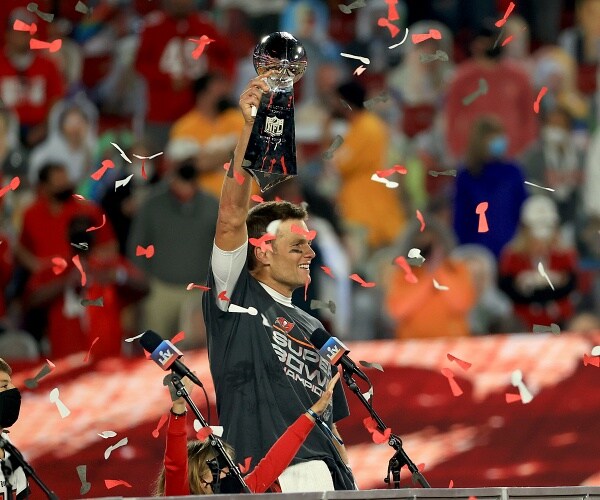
[243,32,307,192]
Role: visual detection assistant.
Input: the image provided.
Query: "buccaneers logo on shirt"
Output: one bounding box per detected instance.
[273,316,295,334]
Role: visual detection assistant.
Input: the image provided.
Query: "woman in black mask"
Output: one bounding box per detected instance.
[0,358,29,499]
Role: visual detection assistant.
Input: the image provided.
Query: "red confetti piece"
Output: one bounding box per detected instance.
[416,209,426,232]
[469,496,478,500]
[135,245,155,259]
[72,255,87,286]
[501,35,514,47]
[411,29,442,44]
[291,224,317,241]
[363,416,378,432]
[218,290,231,301]
[385,0,399,20]
[86,214,106,232]
[447,353,472,371]
[83,337,99,363]
[152,413,168,438]
[186,283,210,291]
[196,426,213,441]
[394,256,418,283]
[372,427,392,444]
[441,367,463,396]
[354,65,367,76]
[238,457,252,474]
[29,38,62,53]
[91,159,115,181]
[248,234,276,253]
[349,273,376,288]
[475,202,489,233]
[583,353,600,367]
[141,159,147,180]
[73,194,86,201]
[321,266,334,278]
[104,479,132,489]
[448,480,454,488]
[171,331,185,344]
[233,170,245,185]
[189,35,215,60]
[51,257,68,275]
[47,359,56,369]
[251,195,264,203]
[13,19,37,35]
[375,165,407,178]
[505,393,522,403]
[495,1,515,27]
[377,17,400,37]
[533,86,548,114]
[0,176,21,198]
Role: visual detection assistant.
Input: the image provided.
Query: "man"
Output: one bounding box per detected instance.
[202,74,355,491]
[0,358,29,499]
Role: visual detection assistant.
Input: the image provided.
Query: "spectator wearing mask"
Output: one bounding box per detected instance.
[452,116,528,258]
[499,195,578,329]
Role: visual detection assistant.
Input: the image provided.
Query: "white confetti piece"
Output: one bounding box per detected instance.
[115,174,134,191]
[228,303,258,315]
[592,346,600,356]
[98,431,117,439]
[370,173,398,188]
[261,314,270,327]
[524,181,555,192]
[266,219,282,235]
[433,279,449,291]
[354,65,367,75]
[388,28,409,49]
[133,152,164,160]
[537,262,555,291]
[110,142,132,163]
[510,370,533,404]
[49,387,71,418]
[124,332,144,343]
[340,52,370,65]
[104,437,128,460]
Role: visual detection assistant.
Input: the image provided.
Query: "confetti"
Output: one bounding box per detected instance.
[72,194,86,201]
[376,165,407,178]
[359,360,384,371]
[49,387,71,418]
[304,278,309,302]
[349,273,376,288]
[186,283,210,291]
[462,78,488,106]
[51,257,68,275]
[428,169,457,177]
[124,333,144,343]
[29,38,62,53]
[537,262,555,291]
[583,353,600,367]
[378,18,400,37]
[86,214,106,232]
[441,368,463,396]
[416,210,426,232]
[228,303,258,315]
[13,19,37,35]
[75,1,89,14]
[406,248,425,267]
[98,431,117,439]
[524,181,555,192]
[353,65,367,76]
[249,233,276,253]
[475,202,489,233]
[385,0,400,20]
[495,1,515,27]
[501,35,514,47]
[251,195,264,203]
[218,290,231,301]
[291,224,317,240]
[505,393,522,403]
[321,266,335,278]
[363,92,390,110]
[71,242,88,251]
[511,369,533,404]
[446,353,472,371]
[0,176,21,198]
[152,414,169,438]
[372,427,392,444]
[24,359,55,389]
[371,173,399,189]
[76,465,92,495]
[448,480,454,488]
[340,52,370,65]
[111,142,132,163]
[170,331,185,344]
[420,50,449,63]
[592,346,600,356]
[72,255,87,286]
[115,174,134,191]
[104,480,132,489]
[310,299,336,314]
[533,87,548,114]
[532,323,560,335]
[90,159,115,181]
[27,2,54,22]
[394,256,418,283]
[338,0,366,14]
[195,426,213,441]
[104,437,128,460]
[433,279,449,291]
[238,457,252,474]
[322,135,344,160]
[136,245,155,259]
[411,29,442,44]
[81,297,104,307]
[388,29,409,49]
[83,337,100,363]
[189,35,215,60]
[133,152,164,160]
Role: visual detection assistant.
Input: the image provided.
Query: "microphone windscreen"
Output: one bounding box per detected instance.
[310,328,331,349]
[139,330,163,352]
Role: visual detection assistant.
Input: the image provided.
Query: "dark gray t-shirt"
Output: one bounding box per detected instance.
[203,263,355,490]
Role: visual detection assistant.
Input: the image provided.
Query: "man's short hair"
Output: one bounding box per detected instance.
[38,162,66,185]
[0,358,12,376]
[246,201,307,270]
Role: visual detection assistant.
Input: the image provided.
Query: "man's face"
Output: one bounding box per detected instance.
[263,219,316,295]
[46,167,72,196]
[0,371,14,393]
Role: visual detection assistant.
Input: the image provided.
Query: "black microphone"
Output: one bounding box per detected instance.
[310,328,370,382]
[139,330,203,387]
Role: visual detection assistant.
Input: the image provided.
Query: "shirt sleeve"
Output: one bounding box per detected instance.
[210,240,248,312]
[164,412,190,497]
[244,414,314,493]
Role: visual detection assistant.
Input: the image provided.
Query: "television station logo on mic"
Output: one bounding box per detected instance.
[151,340,183,370]
[319,337,349,365]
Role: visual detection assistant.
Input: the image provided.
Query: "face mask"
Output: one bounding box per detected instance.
[212,474,242,494]
[543,125,569,144]
[0,387,21,428]
[53,187,75,202]
[176,161,198,181]
[488,135,508,158]
[485,45,503,60]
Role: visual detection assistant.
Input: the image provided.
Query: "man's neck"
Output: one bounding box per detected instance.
[250,270,294,300]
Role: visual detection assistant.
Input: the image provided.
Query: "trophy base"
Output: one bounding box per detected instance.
[247,170,295,193]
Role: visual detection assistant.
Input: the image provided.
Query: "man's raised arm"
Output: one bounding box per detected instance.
[215,75,271,251]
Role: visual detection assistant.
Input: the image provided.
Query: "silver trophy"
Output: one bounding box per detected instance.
[243,32,307,192]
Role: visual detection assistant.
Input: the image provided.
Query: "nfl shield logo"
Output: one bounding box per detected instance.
[264,116,284,137]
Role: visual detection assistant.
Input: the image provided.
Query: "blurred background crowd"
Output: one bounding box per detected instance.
[1,0,600,362]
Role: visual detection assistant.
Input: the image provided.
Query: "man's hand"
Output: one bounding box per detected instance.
[309,372,340,417]
[239,73,272,125]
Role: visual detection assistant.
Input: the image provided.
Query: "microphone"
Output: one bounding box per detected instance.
[139,330,203,387]
[310,328,369,382]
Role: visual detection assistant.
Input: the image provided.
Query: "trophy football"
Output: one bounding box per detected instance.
[243,32,307,192]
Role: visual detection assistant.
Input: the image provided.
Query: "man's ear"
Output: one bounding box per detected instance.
[254,246,271,266]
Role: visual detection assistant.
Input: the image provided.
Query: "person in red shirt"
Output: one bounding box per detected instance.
[135,0,235,151]
[154,372,340,496]
[0,8,65,147]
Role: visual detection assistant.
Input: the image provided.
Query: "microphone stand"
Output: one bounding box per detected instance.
[0,436,58,499]
[341,367,431,489]
[169,374,251,493]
